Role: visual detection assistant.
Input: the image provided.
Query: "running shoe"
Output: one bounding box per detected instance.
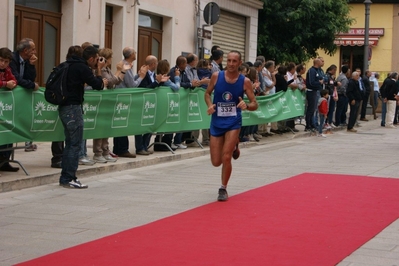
[217,188,228,201]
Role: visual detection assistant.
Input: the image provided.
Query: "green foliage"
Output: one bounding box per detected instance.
[257,0,354,64]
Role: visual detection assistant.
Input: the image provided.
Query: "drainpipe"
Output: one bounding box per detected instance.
[195,0,201,56]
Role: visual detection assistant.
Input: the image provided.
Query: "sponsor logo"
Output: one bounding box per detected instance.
[222,91,233,101]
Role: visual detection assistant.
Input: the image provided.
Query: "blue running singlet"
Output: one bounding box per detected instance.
[210,71,245,137]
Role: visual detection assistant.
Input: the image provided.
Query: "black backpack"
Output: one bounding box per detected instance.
[44,61,70,105]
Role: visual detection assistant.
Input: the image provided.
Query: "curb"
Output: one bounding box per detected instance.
[0,125,346,193]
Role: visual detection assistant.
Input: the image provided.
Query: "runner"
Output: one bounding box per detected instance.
[204,50,258,201]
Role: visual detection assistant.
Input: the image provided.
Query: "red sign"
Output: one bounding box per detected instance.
[334,39,379,47]
[340,28,384,36]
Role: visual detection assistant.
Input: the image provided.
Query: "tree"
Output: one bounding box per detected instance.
[257,0,354,64]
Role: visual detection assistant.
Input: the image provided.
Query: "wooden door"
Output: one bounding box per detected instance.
[138,27,162,66]
[105,21,113,49]
[15,5,61,86]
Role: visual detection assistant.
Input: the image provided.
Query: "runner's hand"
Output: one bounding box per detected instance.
[207,104,216,115]
[237,97,247,110]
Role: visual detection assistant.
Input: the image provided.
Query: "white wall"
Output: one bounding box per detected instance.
[1,0,261,65]
[0,0,15,49]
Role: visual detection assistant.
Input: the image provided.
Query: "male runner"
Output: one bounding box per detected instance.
[205,50,258,201]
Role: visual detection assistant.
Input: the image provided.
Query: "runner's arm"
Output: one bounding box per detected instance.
[205,72,219,115]
[241,77,258,111]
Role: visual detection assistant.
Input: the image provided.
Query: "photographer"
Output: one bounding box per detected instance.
[58,46,108,189]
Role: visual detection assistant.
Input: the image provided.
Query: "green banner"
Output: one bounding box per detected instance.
[0,86,305,145]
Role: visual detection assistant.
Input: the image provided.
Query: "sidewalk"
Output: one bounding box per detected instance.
[0,117,381,193]
[0,128,294,192]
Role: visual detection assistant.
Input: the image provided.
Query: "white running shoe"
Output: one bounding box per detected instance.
[175,143,187,149]
[93,155,107,163]
[103,155,117,162]
[79,156,96,165]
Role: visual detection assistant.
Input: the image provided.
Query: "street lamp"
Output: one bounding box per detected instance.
[363,0,372,76]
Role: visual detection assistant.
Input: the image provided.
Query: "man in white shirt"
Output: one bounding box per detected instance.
[369,72,380,119]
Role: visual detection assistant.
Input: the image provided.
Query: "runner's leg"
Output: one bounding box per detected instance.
[209,134,224,167]
[221,129,240,186]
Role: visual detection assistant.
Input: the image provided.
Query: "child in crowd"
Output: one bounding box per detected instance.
[157,59,180,90]
[318,89,329,138]
[0,47,18,174]
[0,47,17,90]
[197,59,212,89]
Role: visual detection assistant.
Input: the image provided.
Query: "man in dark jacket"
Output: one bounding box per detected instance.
[360,70,372,121]
[305,58,323,131]
[383,72,399,128]
[10,38,40,153]
[346,71,363,132]
[59,46,108,189]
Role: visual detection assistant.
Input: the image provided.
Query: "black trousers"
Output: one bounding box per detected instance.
[51,141,64,163]
[0,144,12,159]
[360,92,370,119]
[113,136,129,155]
[348,100,360,130]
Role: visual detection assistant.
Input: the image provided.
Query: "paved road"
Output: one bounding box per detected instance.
[1,118,399,265]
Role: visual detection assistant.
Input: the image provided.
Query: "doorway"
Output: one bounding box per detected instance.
[138,12,163,66]
[341,46,364,72]
[15,3,61,86]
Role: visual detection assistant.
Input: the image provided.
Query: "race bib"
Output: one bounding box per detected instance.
[217,102,237,117]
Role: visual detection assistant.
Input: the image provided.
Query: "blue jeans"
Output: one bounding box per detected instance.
[135,133,151,153]
[381,101,387,126]
[318,114,326,134]
[313,91,321,127]
[79,139,87,158]
[373,91,379,111]
[335,94,348,126]
[327,96,336,125]
[173,133,183,145]
[305,90,318,129]
[59,105,83,184]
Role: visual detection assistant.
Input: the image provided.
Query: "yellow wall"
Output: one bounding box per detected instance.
[307,3,395,77]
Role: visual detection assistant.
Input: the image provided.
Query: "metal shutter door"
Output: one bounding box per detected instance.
[212,10,246,62]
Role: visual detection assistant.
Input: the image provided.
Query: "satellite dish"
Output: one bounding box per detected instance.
[203,2,220,25]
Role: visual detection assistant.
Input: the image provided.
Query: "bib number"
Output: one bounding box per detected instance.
[217,102,237,117]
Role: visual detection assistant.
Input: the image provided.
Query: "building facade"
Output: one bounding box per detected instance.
[0,0,263,86]
[314,1,399,78]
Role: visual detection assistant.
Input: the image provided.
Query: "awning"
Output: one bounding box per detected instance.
[334,36,379,46]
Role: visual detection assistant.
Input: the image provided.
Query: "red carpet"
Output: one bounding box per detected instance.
[18,173,399,266]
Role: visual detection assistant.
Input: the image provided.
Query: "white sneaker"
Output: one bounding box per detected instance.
[93,155,108,163]
[318,133,326,138]
[330,123,337,129]
[79,156,96,165]
[175,143,187,149]
[249,134,255,141]
[171,143,178,149]
[253,133,263,139]
[103,155,117,162]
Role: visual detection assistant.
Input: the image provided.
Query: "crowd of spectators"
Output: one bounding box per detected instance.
[1,39,397,180]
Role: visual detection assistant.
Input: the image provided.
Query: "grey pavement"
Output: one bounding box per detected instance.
[1,115,399,265]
